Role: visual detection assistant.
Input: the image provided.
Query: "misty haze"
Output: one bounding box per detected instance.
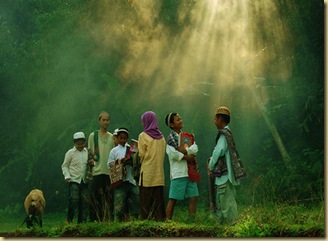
[0,0,324,237]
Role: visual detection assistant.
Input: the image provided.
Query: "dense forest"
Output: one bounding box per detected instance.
[0,0,324,237]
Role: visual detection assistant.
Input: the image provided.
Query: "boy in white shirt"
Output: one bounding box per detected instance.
[61,132,93,224]
[107,128,140,222]
[165,113,199,221]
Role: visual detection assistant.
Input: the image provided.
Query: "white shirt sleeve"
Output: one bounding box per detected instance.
[166,144,184,162]
[186,142,198,156]
[61,151,72,180]
[107,149,115,169]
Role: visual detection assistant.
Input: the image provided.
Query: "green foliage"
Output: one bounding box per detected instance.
[227,203,324,237]
[0,203,23,218]
[232,216,270,237]
[0,204,324,237]
[0,0,324,215]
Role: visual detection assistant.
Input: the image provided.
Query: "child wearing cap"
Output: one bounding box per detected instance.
[61,132,92,224]
[164,112,199,221]
[208,106,243,224]
[107,127,140,222]
[113,128,119,146]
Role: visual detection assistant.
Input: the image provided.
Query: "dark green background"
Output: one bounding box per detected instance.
[0,0,324,213]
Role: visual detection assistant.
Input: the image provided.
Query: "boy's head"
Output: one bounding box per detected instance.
[73,132,86,151]
[130,139,138,152]
[214,106,230,129]
[98,111,110,130]
[165,113,183,131]
[116,127,129,146]
[113,128,119,146]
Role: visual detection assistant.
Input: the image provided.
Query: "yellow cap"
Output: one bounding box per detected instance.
[216,106,230,116]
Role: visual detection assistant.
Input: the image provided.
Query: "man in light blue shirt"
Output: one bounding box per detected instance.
[208,107,240,224]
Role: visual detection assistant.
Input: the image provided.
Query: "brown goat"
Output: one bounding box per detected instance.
[23,189,46,228]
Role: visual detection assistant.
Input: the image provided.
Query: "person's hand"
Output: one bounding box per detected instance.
[65,178,71,183]
[207,158,212,176]
[184,155,196,165]
[89,159,95,166]
[122,157,132,166]
[178,146,187,154]
[207,165,212,176]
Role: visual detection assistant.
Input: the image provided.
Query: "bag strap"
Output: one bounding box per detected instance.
[93,130,100,161]
[215,131,221,144]
[220,128,246,179]
[125,145,131,159]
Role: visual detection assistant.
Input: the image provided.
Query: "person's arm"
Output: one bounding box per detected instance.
[209,135,227,170]
[61,151,72,182]
[88,133,94,152]
[166,144,184,162]
[186,142,198,156]
[137,133,146,164]
[167,144,195,164]
[107,149,116,169]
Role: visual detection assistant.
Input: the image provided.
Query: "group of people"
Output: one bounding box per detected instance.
[61,107,244,225]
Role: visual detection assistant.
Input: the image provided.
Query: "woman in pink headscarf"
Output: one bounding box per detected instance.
[138,111,166,221]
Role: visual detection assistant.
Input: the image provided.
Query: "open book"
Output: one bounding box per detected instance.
[179,132,201,182]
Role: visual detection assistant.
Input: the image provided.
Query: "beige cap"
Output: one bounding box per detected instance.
[216,106,230,116]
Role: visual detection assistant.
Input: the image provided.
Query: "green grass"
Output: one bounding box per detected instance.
[0,202,324,237]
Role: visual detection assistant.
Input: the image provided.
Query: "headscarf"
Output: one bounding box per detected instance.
[141,111,163,140]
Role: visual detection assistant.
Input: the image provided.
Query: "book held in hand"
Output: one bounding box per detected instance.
[179,132,201,183]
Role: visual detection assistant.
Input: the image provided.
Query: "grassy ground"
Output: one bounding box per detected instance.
[0,202,324,237]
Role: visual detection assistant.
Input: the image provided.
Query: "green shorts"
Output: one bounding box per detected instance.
[169,177,199,200]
